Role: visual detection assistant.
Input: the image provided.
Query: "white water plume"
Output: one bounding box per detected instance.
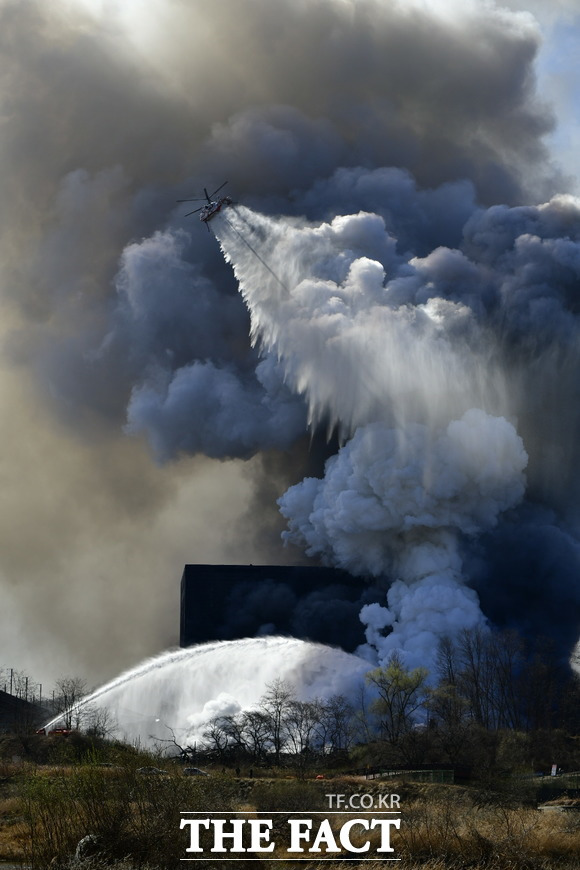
[216,206,503,438]
[45,637,370,748]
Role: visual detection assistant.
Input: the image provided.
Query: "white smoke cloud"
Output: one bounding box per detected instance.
[359,541,486,666]
[279,411,527,575]
[277,411,527,669]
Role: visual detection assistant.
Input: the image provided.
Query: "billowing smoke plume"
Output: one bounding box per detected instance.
[0,0,577,682]
[210,183,580,667]
[280,412,527,667]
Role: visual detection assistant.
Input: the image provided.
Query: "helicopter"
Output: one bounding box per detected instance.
[177,181,233,228]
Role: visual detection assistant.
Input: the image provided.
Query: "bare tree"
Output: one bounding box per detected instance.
[321,694,355,752]
[0,667,35,700]
[260,679,295,765]
[202,717,231,759]
[151,722,197,760]
[285,700,320,755]
[84,705,117,739]
[52,676,88,729]
[239,710,271,760]
[491,630,525,730]
[456,628,498,728]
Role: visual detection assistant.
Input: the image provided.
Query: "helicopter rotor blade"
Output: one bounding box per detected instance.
[176,197,205,203]
[184,206,204,216]
[209,181,228,198]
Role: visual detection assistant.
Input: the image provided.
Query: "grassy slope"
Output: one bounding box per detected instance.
[1,755,580,869]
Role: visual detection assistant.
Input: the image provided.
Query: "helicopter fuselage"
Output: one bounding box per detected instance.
[200,196,233,223]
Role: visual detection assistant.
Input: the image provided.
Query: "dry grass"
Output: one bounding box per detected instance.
[394,791,580,867]
[0,795,28,861]
[5,765,580,869]
[310,863,580,870]
[67,860,580,870]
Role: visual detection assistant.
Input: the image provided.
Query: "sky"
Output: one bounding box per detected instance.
[0,0,579,690]
[517,0,580,180]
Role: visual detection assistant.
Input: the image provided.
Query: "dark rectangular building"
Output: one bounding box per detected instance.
[180,564,381,653]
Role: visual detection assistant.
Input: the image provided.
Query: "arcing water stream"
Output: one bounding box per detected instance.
[45,636,370,748]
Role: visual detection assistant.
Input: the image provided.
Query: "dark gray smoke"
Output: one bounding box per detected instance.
[0,0,576,682]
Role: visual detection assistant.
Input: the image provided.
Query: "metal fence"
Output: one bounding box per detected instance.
[365,768,454,783]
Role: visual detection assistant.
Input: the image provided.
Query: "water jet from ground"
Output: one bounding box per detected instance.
[46,636,370,748]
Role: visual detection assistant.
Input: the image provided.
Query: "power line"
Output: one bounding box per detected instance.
[221,212,290,294]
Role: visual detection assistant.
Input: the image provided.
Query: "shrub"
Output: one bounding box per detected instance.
[21,764,236,869]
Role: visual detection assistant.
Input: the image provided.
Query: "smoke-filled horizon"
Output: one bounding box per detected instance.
[0,0,579,685]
